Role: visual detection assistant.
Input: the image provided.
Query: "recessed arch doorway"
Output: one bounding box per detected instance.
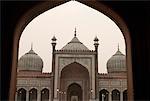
[67,83,82,101]
[60,62,90,101]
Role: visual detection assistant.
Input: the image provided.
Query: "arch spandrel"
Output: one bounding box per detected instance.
[58,57,93,76]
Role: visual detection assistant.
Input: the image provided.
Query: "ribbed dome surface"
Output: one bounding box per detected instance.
[61,36,89,51]
[18,49,43,72]
[107,50,126,73]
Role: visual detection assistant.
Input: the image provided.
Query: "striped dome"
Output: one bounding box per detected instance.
[107,49,126,73]
[18,48,43,72]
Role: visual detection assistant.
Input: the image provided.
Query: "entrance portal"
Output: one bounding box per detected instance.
[67,83,82,101]
[60,62,90,101]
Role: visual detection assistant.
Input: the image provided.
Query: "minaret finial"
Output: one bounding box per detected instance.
[31,43,33,50]
[74,27,76,37]
[118,43,120,51]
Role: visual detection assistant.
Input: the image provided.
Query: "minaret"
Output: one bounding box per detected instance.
[51,36,57,100]
[94,36,99,100]
[51,35,57,72]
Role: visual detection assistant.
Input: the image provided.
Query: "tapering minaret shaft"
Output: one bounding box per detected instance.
[51,36,57,100]
[94,36,99,100]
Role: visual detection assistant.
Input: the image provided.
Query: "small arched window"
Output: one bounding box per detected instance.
[112,89,120,101]
[17,88,26,101]
[41,88,49,101]
[99,89,109,101]
[29,88,37,101]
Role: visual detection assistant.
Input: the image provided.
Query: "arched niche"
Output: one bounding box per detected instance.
[41,88,49,101]
[99,89,109,101]
[112,89,120,101]
[10,0,133,100]
[17,88,26,101]
[29,88,37,101]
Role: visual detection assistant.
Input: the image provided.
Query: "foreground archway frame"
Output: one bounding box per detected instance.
[10,0,133,100]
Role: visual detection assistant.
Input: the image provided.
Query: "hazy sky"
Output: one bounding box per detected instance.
[19,1,125,73]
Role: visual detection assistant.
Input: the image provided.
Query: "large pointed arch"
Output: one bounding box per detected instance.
[10,0,133,100]
[60,62,89,78]
[60,62,90,101]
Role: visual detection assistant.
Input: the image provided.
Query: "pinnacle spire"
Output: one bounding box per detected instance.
[94,36,99,41]
[52,35,57,41]
[74,27,76,37]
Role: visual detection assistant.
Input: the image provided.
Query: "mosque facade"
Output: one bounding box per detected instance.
[16,31,127,101]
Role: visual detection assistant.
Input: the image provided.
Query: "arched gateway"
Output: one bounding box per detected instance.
[61,62,89,101]
[51,31,99,101]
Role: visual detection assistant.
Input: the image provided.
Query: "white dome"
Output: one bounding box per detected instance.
[107,49,126,73]
[61,36,89,51]
[18,49,43,72]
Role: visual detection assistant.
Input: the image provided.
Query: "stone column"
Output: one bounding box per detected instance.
[26,90,29,101]
[120,91,123,101]
[109,92,112,101]
[37,90,41,101]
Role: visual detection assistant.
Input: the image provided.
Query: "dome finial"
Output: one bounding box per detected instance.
[31,43,33,50]
[118,43,120,51]
[74,27,77,37]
